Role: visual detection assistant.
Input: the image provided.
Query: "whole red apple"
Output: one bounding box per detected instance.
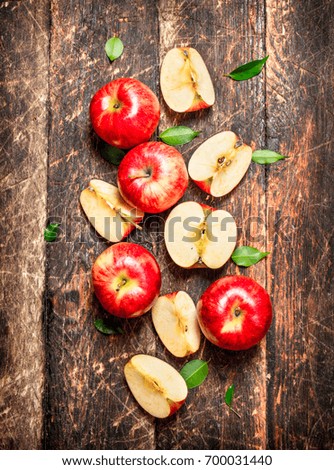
[197,275,273,350]
[90,78,160,149]
[92,242,161,318]
[117,141,188,213]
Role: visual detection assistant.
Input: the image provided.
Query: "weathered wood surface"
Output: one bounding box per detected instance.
[265,0,334,449]
[0,0,333,450]
[0,0,49,449]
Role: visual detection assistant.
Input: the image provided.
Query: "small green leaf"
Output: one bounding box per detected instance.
[105,37,124,61]
[94,318,124,335]
[180,359,208,389]
[224,384,241,418]
[44,223,60,242]
[225,384,235,407]
[99,141,126,166]
[225,55,269,81]
[252,149,288,164]
[232,246,270,267]
[159,126,201,146]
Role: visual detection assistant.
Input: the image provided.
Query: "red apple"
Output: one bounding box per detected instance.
[90,78,160,149]
[117,141,188,213]
[92,242,161,318]
[197,275,273,350]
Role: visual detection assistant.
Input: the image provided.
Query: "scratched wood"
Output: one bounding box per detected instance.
[156,0,268,450]
[0,0,49,449]
[265,0,334,449]
[0,0,333,451]
[45,0,160,449]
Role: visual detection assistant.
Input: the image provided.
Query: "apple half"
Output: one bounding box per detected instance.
[188,131,252,197]
[164,201,237,269]
[80,179,144,242]
[152,291,201,357]
[124,354,188,418]
[160,47,215,113]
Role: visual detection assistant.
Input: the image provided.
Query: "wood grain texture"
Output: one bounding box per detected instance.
[0,0,49,449]
[0,0,333,451]
[265,0,334,450]
[156,0,268,450]
[45,0,160,449]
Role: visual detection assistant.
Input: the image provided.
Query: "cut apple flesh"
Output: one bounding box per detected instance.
[164,201,237,269]
[188,131,252,197]
[80,179,144,242]
[160,47,215,113]
[152,291,201,357]
[124,354,188,418]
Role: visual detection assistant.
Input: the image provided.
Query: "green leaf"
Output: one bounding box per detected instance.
[225,55,269,81]
[94,318,124,335]
[252,149,288,164]
[105,37,124,61]
[159,126,201,146]
[225,384,235,407]
[180,359,208,389]
[224,384,241,418]
[99,141,126,166]
[44,223,60,242]
[232,246,270,267]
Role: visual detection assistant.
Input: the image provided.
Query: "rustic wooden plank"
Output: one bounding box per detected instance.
[45,0,160,449]
[266,0,334,449]
[0,0,49,449]
[156,0,268,449]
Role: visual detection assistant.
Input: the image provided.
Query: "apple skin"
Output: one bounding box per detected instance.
[167,398,186,416]
[92,242,161,318]
[189,93,211,112]
[193,179,211,195]
[90,78,160,149]
[117,141,188,213]
[197,275,273,350]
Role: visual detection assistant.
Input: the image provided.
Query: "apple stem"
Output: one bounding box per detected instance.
[116,279,127,292]
[229,406,241,419]
[128,174,151,180]
[115,209,143,231]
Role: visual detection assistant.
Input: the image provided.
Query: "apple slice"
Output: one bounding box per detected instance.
[164,201,237,269]
[124,354,188,418]
[188,131,252,197]
[152,291,201,357]
[160,47,215,113]
[80,179,144,242]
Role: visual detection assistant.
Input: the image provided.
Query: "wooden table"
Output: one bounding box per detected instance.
[1,0,333,450]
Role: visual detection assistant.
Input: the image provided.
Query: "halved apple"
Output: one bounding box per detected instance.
[124,354,188,418]
[188,131,252,197]
[164,201,237,269]
[152,291,201,357]
[80,179,144,242]
[160,47,215,113]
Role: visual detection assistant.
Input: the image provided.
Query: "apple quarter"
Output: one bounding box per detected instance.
[152,291,201,357]
[124,354,188,418]
[80,179,144,242]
